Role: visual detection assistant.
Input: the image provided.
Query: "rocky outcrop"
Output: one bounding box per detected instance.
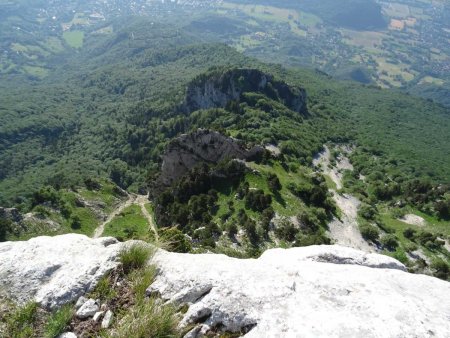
[0,207,61,239]
[183,68,307,114]
[156,129,264,189]
[0,234,122,309]
[0,234,449,337]
[149,245,450,338]
[0,207,22,223]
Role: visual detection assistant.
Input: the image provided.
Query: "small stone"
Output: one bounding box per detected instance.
[76,299,99,319]
[75,296,87,309]
[183,325,201,338]
[101,310,113,329]
[57,333,77,338]
[183,324,210,338]
[199,324,211,335]
[100,303,107,311]
[93,311,104,322]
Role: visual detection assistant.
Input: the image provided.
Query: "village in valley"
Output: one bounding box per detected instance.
[1,0,449,99]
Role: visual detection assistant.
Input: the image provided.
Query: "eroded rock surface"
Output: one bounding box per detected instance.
[0,234,122,309]
[150,245,450,338]
[155,129,264,189]
[0,235,449,337]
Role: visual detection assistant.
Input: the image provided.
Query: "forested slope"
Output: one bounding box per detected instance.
[0,18,449,206]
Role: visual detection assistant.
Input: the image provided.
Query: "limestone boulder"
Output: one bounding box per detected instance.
[149,245,450,338]
[0,234,122,309]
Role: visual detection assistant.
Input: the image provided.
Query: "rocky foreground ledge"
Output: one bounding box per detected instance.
[1,235,449,337]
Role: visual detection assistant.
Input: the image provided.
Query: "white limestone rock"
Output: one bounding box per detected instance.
[149,245,450,338]
[101,310,114,329]
[75,296,87,309]
[93,311,104,322]
[57,332,77,338]
[0,234,123,309]
[76,298,99,319]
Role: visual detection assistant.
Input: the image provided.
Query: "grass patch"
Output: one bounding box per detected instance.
[4,301,38,338]
[144,203,153,215]
[78,180,125,213]
[45,37,65,53]
[90,274,117,301]
[44,304,73,338]
[119,244,153,274]
[103,205,151,240]
[323,174,337,190]
[23,65,49,78]
[69,207,99,236]
[110,298,178,338]
[129,266,157,303]
[110,244,178,337]
[63,30,84,48]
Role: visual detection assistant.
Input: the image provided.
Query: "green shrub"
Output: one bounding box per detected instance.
[70,215,82,229]
[119,244,153,274]
[359,225,379,241]
[404,242,418,253]
[268,173,282,192]
[392,249,409,264]
[159,227,192,253]
[416,231,444,249]
[403,227,416,240]
[44,304,73,338]
[295,232,331,246]
[381,234,399,251]
[34,205,50,217]
[358,203,377,220]
[0,218,11,241]
[430,259,449,281]
[275,218,298,242]
[390,208,405,219]
[226,223,238,238]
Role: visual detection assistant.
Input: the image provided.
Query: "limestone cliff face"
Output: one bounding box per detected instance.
[0,234,449,337]
[183,68,308,114]
[156,129,264,189]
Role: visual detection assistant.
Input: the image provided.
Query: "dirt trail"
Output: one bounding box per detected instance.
[93,194,136,238]
[136,195,159,240]
[314,145,374,252]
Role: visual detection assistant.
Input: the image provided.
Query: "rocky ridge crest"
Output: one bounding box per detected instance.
[183,68,308,114]
[155,129,264,189]
[0,234,449,337]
